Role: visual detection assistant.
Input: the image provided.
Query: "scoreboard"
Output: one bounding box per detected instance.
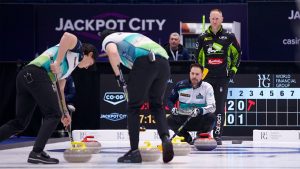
[99,70,300,136]
[225,74,300,128]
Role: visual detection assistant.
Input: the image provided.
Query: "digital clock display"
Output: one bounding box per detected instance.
[140,114,156,124]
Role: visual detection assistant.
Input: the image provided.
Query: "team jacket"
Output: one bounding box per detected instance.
[167,79,216,115]
[29,40,83,81]
[102,32,168,69]
[196,26,241,78]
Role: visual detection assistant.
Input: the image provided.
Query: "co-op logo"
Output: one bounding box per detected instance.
[101,112,127,122]
[104,92,126,105]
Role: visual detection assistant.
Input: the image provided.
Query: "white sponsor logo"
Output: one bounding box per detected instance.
[117,131,126,140]
[219,36,227,40]
[288,10,300,20]
[214,114,222,135]
[103,92,126,105]
[282,37,300,45]
[275,74,296,87]
[55,18,166,31]
[261,132,268,140]
[100,112,127,121]
[207,46,218,54]
[257,74,271,88]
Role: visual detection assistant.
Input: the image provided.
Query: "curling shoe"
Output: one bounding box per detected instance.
[117,149,142,163]
[162,135,174,163]
[28,151,59,164]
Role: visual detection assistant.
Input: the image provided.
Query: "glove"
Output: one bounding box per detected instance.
[115,75,126,88]
[228,69,236,79]
[191,108,203,117]
[67,104,76,113]
[171,107,179,116]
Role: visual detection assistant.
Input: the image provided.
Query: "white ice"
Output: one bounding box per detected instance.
[1,140,300,169]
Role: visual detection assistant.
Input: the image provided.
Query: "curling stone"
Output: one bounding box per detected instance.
[172,136,191,156]
[81,136,101,154]
[64,141,92,163]
[139,141,161,162]
[194,133,217,151]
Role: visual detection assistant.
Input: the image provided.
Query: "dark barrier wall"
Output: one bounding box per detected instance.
[99,61,300,136]
[0,63,17,125]
[0,4,248,61]
[72,65,100,130]
[0,4,35,61]
[249,1,300,61]
[1,61,300,136]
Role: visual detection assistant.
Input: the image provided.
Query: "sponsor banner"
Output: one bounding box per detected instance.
[72,129,200,143]
[228,74,300,88]
[103,92,126,105]
[99,74,127,129]
[249,2,300,61]
[72,129,163,142]
[99,73,186,129]
[100,112,127,122]
[253,130,300,142]
[0,4,248,61]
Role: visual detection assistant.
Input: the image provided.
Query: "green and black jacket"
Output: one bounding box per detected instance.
[196,26,241,78]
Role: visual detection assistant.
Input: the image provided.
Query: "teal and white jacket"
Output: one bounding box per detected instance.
[168,79,216,115]
[102,32,168,69]
[28,40,83,82]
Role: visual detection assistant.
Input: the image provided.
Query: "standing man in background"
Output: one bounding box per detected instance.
[164,32,190,61]
[100,30,174,163]
[196,9,241,145]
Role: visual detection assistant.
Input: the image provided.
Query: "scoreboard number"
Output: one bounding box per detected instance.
[226,113,245,125]
[228,88,299,99]
[227,100,245,111]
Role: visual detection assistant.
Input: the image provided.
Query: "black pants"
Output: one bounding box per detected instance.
[0,65,61,153]
[126,56,170,150]
[205,77,229,138]
[167,113,216,142]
